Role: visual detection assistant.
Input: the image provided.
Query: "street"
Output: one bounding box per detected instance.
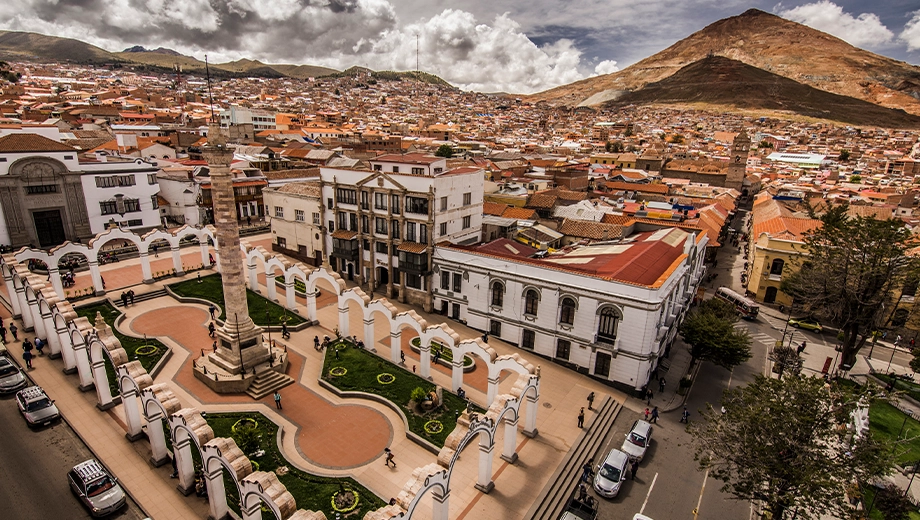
[0,377,146,520]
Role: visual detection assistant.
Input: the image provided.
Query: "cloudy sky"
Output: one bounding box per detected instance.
[0,0,918,94]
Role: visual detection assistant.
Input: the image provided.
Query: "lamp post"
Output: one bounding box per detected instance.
[266,310,271,347]
[886,342,898,373]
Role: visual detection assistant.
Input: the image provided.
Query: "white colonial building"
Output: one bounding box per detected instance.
[317,154,483,311]
[433,226,708,391]
[263,181,324,266]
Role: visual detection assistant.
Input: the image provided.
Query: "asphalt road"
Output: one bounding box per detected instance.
[0,370,146,520]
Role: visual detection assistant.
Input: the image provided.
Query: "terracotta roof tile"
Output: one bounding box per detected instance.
[397,242,427,253]
[0,133,75,153]
[501,207,538,220]
[483,202,507,216]
[557,219,624,240]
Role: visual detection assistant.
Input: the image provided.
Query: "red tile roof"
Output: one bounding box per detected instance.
[0,133,75,153]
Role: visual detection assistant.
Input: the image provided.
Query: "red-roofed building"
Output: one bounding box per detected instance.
[433,226,709,392]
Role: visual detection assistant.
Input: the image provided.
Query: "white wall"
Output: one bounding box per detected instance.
[81,163,162,233]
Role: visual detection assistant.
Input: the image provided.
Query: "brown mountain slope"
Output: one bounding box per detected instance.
[0,30,117,64]
[530,9,920,115]
[607,56,920,128]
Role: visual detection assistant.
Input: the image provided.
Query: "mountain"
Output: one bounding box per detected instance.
[607,56,920,128]
[122,46,182,56]
[530,9,920,117]
[0,30,116,64]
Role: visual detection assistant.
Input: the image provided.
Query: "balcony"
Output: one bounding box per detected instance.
[331,232,358,261]
[397,243,429,275]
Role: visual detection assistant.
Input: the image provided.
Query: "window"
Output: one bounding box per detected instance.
[100,201,118,215]
[556,339,571,360]
[406,196,428,215]
[521,329,535,350]
[490,320,502,337]
[560,297,576,325]
[405,272,421,289]
[491,281,504,307]
[147,173,158,185]
[293,209,305,222]
[770,259,785,276]
[392,195,400,214]
[594,352,611,377]
[26,185,57,194]
[275,206,284,218]
[440,196,448,211]
[336,188,356,205]
[420,224,428,243]
[411,167,424,175]
[126,219,143,227]
[350,213,357,231]
[598,306,620,342]
[440,222,447,236]
[525,289,540,315]
[361,215,369,233]
[376,242,388,254]
[328,220,334,232]
[434,167,443,174]
[440,271,450,290]
[277,237,287,248]
[406,222,416,242]
[374,192,388,210]
[327,197,333,209]
[337,213,347,230]
[96,175,135,188]
[312,212,320,224]
[462,216,471,229]
[375,217,387,235]
[123,198,141,213]
[452,273,462,292]
[392,166,399,173]
[391,220,400,239]
[150,195,159,209]
[463,192,471,205]
[373,164,382,171]
[361,191,369,210]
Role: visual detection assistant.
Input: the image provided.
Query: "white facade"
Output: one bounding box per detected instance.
[80,160,162,233]
[432,230,708,390]
[156,169,205,226]
[219,105,277,132]
[263,183,324,265]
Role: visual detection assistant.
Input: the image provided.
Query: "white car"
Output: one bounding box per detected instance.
[593,448,629,498]
[621,420,652,461]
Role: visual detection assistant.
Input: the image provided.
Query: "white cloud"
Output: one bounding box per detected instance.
[777,1,894,48]
[901,10,920,51]
[593,60,620,76]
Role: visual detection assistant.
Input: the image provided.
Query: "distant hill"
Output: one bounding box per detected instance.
[122,46,182,56]
[607,56,920,128]
[0,30,117,64]
[530,9,920,118]
[326,66,453,87]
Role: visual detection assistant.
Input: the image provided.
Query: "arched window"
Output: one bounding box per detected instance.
[597,306,621,342]
[560,297,577,325]
[524,289,540,315]
[770,258,785,276]
[491,281,504,307]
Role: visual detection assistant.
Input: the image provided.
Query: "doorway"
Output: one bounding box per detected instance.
[377,267,389,286]
[346,263,354,281]
[594,352,611,377]
[33,209,65,247]
[764,286,778,304]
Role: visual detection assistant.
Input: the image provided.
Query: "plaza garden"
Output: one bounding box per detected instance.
[169,274,307,327]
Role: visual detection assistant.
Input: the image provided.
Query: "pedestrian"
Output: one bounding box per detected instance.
[313,335,320,351]
[658,377,666,393]
[645,388,653,405]
[581,458,594,483]
[197,272,202,283]
[433,349,441,365]
[212,340,218,352]
[587,391,595,410]
[481,333,489,343]
[23,349,33,369]
[274,391,282,410]
[34,338,44,356]
[22,338,32,354]
[650,406,659,424]
[680,407,690,423]
[9,323,17,340]
[208,322,216,338]
[120,292,128,307]
[578,482,588,502]
[209,304,217,319]
[0,324,6,343]
[644,407,650,421]
[400,350,405,364]
[209,254,215,265]
[797,341,806,355]
[384,448,396,468]
[247,215,252,226]
[630,459,639,480]
[153,244,159,257]
[281,322,290,340]
[896,334,903,346]
[577,407,585,428]
[128,290,135,305]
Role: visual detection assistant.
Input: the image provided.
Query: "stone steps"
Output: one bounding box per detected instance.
[112,289,168,307]
[245,369,294,400]
[525,395,621,520]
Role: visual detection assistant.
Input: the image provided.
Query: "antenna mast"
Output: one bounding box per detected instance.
[205,54,216,123]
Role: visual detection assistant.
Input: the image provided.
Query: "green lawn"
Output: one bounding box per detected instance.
[206,412,384,517]
[861,485,920,520]
[169,274,306,327]
[74,301,168,395]
[868,400,920,466]
[275,275,307,294]
[409,337,474,367]
[322,339,483,447]
[875,373,920,404]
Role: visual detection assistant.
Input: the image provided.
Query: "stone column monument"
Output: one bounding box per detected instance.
[202,123,271,374]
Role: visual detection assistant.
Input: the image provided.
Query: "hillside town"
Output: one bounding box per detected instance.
[1,53,920,520]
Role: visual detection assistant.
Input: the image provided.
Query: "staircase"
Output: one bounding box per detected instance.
[245,369,295,400]
[112,289,168,307]
[525,396,622,520]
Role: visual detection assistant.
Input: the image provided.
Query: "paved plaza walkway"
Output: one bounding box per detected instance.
[0,232,629,519]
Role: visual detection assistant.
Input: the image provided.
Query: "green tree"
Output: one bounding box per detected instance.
[838,149,850,162]
[231,423,261,456]
[623,126,633,137]
[605,140,624,153]
[782,204,920,367]
[874,483,914,520]
[758,140,774,149]
[678,298,752,369]
[689,376,895,520]
[434,144,453,158]
[849,174,861,183]
[668,134,685,144]
[0,62,20,83]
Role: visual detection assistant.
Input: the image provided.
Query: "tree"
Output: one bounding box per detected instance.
[874,483,914,520]
[231,423,261,456]
[758,140,774,149]
[689,376,895,520]
[434,144,453,158]
[782,203,920,367]
[605,140,624,153]
[0,61,20,83]
[849,174,861,183]
[838,149,851,162]
[678,298,752,369]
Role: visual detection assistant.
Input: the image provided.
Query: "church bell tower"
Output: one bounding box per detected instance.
[726,130,750,191]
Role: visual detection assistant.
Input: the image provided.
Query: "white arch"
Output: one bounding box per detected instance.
[201,437,252,520]
[240,471,296,520]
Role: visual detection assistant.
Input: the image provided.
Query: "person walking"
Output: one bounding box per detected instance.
[208,322,216,338]
[644,407,650,421]
[581,458,594,483]
[281,322,290,340]
[797,341,806,355]
[22,349,33,369]
[645,388,653,405]
[587,391,595,411]
[630,459,639,480]
[314,336,320,351]
[650,406,659,424]
[127,290,135,305]
[384,448,396,468]
[34,338,44,356]
[9,323,18,341]
[680,407,690,423]
[120,292,129,307]
[273,391,282,410]
[577,407,585,428]
[209,304,217,320]
[0,324,6,343]
[658,377,666,393]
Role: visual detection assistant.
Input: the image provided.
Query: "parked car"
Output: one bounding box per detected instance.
[593,448,629,498]
[15,385,60,427]
[788,317,823,332]
[0,356,27,394]
[68,459,127,517]
[621,420,652,461]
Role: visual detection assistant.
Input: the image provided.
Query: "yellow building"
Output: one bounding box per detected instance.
[745,194,821,306]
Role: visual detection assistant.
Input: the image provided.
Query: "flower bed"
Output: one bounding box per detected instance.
[169,274,306,326]
[206,412,383,518]
[409,337,474,367]
[321,339,483,447]
[135,345,159,356]
[329,367,347,377]
[377,373,395,384]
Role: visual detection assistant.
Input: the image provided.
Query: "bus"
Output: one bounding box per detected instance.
[713,287,760,320]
